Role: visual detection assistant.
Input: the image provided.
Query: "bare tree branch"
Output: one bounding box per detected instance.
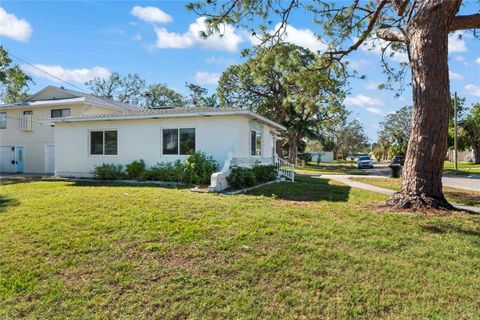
[377,26,409,42]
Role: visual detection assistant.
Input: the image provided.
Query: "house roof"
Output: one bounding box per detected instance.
[0,86,141,112]
[46,107,286,131]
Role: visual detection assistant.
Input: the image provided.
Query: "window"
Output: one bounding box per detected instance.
[162,128,196,155]
[250,130,262,156]
[90,130,117,155]
[0,112,6,129]
[51,108,71,118]
[23,110,33,115]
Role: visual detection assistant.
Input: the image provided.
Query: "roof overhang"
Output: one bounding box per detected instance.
[44,110,286,131]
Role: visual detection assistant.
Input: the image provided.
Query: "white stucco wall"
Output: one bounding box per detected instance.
[0,103,125,173]
[54,115,278,177]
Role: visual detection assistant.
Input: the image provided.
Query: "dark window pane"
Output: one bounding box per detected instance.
[180,128,195,155]
[90,131,104,155]
[23,110,33,115]
[51,108,71,118]
[256,132,262,156]
[0,112,6,129]
[163,129,178,155]
[104,131,118,155]
[251,130,256,156]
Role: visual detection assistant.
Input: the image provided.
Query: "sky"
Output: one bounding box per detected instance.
[1,0,479,141]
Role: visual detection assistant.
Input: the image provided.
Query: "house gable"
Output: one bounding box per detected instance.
[27,86,79,102]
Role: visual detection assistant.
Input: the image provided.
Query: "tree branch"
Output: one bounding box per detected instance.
[377,26,408,42]
[449,14,480,31]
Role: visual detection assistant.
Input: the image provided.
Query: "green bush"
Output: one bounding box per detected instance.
[252,163,277,183]
[142,161,184,182]
[183,151,218,184]
[126,160,146,179]
[94,164,126,180]
[298,153,312,162]
[227,167,257,189]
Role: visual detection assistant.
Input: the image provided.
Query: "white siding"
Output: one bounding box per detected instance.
[54,115,278,177]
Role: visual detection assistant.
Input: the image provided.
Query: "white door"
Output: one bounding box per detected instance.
[0,146,15,173]
[44,144,55,174]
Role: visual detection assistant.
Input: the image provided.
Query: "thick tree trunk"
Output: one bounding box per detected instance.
[473,145,480,164]
[386,1,461,210]
[287,135,298,164]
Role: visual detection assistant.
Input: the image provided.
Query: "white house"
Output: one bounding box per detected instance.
[47,107,288,190]
[0,86,141,174]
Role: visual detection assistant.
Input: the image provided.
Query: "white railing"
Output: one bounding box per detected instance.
[208,151,234,192]
[275,155,295,182]
[20,114,33,131]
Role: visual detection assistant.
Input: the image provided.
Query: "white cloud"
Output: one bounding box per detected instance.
[132,33,142,41]
[448,31,467,53]
[23,64,111,84]
[347,58,371,70]
[250,23,327,52]
[364,82,382,90]
[454,56,465,62]
[0,7,32,42]
[130,6,172,24]
[194,71,221,85]
[476,57,480,65]
[154,17,243,52]
[366,107,385,115]
[345,94,384,107]
[449,71,464,80]
[465,84,480,97]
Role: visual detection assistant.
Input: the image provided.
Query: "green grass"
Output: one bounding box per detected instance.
[443,162,480,175]
[1,179,479,319]
[296,162,369,175]
[351,177,480,208]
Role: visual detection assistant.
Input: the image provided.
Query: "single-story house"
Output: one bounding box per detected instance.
[47,107,288,190]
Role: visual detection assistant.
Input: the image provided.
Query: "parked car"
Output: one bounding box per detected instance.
[357,155,374,169]
[390,155,405,166]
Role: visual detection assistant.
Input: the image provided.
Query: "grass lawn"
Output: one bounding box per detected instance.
[351,177,480,208]
[443,162,480,176]
[1,178,480,319]
[296,162,369,175]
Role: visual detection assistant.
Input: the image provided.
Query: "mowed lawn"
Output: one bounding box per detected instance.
[352,177,480,208]
[1,178,479,319]
[444,162,480,175]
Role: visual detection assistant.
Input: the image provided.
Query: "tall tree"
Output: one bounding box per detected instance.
[85,72,146,106]
[0,46,33,103]
[378,106,412,157]
[322,118,370,160]
[218,43,346,162]
[146,84,186,108]
[185,82,218,108]
[461,103,480,163]
[190,0,480,210]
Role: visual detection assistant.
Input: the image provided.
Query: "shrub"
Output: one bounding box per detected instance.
[94,164,126,180]
[298,153,312,163]
[126,159,146,179]
[227,167,257,189]
[142,161,184,182]
[252,163,277,183]
[183,151,218,184]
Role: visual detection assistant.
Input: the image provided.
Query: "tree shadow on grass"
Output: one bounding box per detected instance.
[0,196,19,213]
[247,176,351,202]
[420,224,480,238]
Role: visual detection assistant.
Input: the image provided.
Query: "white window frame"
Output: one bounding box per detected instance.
[160,127,196,156]
[88,129,118,156]
[250,129,262,157]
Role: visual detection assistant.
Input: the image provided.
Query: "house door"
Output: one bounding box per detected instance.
[0,146,15,173]
[15,146,24,173]
[44,144,55,174]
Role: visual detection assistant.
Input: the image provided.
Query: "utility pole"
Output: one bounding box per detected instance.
[454,92,458,172]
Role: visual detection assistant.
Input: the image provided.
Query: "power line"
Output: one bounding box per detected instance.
[9,53,88,93]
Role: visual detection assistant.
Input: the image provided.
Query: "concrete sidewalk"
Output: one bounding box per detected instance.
[310,174,480,214]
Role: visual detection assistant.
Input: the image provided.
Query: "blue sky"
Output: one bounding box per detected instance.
[1,1,479,140]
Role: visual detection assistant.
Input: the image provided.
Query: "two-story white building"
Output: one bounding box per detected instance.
[0,86,140,174]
